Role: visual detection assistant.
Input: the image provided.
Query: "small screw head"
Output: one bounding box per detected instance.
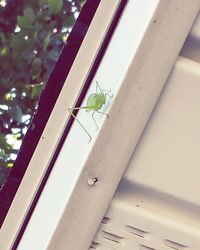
[87,177,98,186]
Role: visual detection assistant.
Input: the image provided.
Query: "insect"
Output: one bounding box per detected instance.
[68,81,112,141]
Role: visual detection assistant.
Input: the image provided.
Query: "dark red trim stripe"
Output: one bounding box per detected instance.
[2,0,128,248]
[0,0,101,228]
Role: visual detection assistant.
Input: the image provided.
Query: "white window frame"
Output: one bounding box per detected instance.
[0,0,199,249]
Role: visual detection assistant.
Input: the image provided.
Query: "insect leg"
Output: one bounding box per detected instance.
[104,92,113,98]
[68,107,92,141]
[96,80,112,94]
[95,80,113,97]
[96,110,109,118]
[91,110,98,131]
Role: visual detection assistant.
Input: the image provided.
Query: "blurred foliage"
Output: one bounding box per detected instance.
[0,0,85,186]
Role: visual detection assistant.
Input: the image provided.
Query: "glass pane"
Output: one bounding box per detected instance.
[0,0,85,189]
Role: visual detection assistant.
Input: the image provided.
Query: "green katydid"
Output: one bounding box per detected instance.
[68,81,112,141]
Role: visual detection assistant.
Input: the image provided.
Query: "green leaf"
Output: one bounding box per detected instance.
[48,50,59,61]
[0,135,8,150]
[0,0,83,186]
[31,57,42,79]
[10,33,27,56]
[0,33,7,46]
[0,47,8,56]
[64,14,76,27]
[0,158,6,168]
[17,7,35,28]
[39,0,48,7]
[47,0,63,14]
[7,105,23,123]
[31,83,44,98]
[80,0,86,8]
[43,33,51,50]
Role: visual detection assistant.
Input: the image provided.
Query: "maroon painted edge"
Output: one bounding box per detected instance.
[1,0,128,248]
[0,0,101,228]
